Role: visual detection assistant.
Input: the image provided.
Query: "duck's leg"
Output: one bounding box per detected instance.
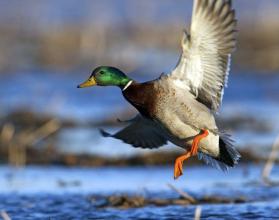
[174,129,209,179]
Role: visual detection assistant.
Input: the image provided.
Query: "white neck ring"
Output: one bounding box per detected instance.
[122,80,133,91]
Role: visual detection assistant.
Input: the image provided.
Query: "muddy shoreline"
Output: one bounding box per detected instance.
[0,142,265,167]
[0,109,273,167]
[91,193,247,209]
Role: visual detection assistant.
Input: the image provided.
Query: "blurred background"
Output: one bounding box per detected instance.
[0,0,279,219]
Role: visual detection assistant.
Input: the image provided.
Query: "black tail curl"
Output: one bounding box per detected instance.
[198,132,241,171]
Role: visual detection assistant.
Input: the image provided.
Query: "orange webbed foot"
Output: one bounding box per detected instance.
[174,152,191,179]
[174,157,183,179]
[173,129,209,180]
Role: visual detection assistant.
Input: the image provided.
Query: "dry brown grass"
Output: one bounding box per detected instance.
[0,21,278,73]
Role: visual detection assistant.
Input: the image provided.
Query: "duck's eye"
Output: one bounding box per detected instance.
[99,71,104,75]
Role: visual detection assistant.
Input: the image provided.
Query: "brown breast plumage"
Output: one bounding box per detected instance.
[122,81,158,118]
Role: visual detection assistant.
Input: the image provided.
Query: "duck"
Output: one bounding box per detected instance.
[78,0,240,179]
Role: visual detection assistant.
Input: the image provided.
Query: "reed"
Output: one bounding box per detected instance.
[261,134,279,184]
[0,210,11,220]
[0,119,60,167]
[0,21,278,73]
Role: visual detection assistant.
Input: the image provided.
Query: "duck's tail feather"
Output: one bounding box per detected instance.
[198,132,241,171]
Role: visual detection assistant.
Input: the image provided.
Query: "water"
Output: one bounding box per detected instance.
[0,165,279,219]
[2,199,279,219]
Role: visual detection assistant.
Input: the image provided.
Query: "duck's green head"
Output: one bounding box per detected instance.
[77,66,131,89]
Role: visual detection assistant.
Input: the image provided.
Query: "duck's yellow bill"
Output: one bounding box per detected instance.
[77,78,97,88]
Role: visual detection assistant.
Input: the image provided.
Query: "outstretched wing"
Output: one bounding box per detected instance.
[100,115,167,149]
[170,0,237,111]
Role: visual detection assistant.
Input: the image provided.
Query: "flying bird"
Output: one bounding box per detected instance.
[78,0,240,179]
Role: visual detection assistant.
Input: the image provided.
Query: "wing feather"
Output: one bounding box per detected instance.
[100,115,167,149]
[170,0,237,111]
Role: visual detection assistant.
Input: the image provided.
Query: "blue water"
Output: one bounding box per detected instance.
[0,165,279,219]
[1,196,279,219]
[1,72,278,120]
[0,165,257,194]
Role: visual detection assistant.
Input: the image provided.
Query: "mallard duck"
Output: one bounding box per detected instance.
[78,0,240,179]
